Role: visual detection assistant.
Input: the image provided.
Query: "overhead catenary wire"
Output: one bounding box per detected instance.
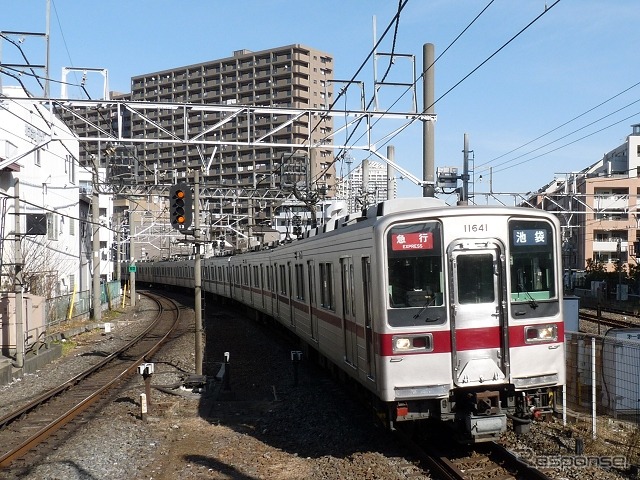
[490,109,640,175]
[325,0,406,182]
[317,0,559,186]
[295,0,409,189]
[0,33,45,93]
[368,0,560,158]
[477,80,640,170]
[327,0,497,186]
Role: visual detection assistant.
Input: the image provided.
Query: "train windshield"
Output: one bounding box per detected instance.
[387,222,444,315]
[508,219,556,303]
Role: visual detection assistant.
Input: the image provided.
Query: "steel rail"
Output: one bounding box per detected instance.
[0,291,181,468]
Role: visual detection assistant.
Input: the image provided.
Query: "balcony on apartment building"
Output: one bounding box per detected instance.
[592,193,629,222]
[593,240,628,253]
[593,192,628,209]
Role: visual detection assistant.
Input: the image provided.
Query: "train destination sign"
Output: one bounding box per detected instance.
[513,229,547,246]
[391,232,433,251]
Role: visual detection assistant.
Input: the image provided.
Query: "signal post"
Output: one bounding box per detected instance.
[169,173,204,376]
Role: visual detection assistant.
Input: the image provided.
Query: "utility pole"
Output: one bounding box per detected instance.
[458,133,470,206]
[13,178,24,368]
[45,0,51,97]
[362,158,370,208]
[115,212,121,284]
[387,145,396,200]
[92,153,101,322]
[423,43,435,197]
[194,170,203,376]
[130,210,136,307]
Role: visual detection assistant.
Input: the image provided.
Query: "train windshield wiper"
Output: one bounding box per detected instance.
[413,297,440,321]
[517,283,539,309]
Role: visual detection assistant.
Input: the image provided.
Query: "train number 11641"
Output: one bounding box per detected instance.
[464,224,488,233]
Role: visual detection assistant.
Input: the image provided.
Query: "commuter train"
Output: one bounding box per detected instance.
[136,197,565,442]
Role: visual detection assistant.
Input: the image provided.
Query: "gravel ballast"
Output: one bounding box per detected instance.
[0,292,635,479]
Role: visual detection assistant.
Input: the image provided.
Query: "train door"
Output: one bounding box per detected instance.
[225,265,231,298]
[362,256,376,380]
[274,263,281,318]
[288,262,295,327]
[267,265,274,316]
[448,240,508,387]
[340,257,357,368]
[307,260,318,342]
[260,264,266,310]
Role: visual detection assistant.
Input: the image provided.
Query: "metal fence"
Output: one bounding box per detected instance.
[44,281,122,327]
[564,330,640,463]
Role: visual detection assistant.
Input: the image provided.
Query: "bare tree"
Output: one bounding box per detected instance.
[1,236,77,298]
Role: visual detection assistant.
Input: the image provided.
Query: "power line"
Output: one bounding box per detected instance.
[490,109,640,174]
[0,33,45,92]
[330,0,558,183]
[477,80,640,170]
[304,0,410,192]
[320,0,408,182]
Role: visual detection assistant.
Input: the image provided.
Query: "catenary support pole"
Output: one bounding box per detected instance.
[422,43,435,197]
[195,170,203,376]
[387,145,396,200]
[458,133,470,206]
[130,211,136,308]
[13,178,24,368]
[116,213,121,284]
[92,153,101,322]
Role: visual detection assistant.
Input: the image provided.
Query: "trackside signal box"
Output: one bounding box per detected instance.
[169,183,192,230]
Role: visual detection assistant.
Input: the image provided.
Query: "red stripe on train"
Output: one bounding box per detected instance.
[378,322,563,356]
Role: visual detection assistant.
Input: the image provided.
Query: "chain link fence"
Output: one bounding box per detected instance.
[44,281,122,328]
[564,330,640,464]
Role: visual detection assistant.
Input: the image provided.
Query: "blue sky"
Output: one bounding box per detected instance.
[2,1,639,201]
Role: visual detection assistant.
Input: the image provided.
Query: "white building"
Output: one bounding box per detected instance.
[78,168,115,291]
[0,86,81,297]
[336,159,396,214]
[272,199,348,242]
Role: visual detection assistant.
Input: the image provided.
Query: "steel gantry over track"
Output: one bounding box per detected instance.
[2,96,435,254]
[8,96,435,188]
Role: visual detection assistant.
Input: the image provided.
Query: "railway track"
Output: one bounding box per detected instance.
[0,291,181,473]
[579,309,640,329]
[395,424,553,480]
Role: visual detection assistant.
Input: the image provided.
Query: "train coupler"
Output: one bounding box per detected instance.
[464,413,507,442]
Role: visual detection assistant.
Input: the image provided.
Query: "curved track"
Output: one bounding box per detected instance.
[0,291,181,471]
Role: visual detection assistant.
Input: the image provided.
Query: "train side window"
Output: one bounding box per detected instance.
[266,266,272,291]
[295,263,305,300]
[279,264,287,295]
[319,262,334,310]
[253,266,260,287]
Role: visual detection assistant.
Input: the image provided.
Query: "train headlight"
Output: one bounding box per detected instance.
[392,334,433,354]
[524,324,557,344]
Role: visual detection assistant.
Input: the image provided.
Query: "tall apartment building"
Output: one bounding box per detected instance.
[61,44,336,234]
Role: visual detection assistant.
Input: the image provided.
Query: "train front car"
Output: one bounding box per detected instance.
[376,205,565,442]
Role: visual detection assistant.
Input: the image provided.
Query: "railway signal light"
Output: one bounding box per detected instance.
[169,183,192,230]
